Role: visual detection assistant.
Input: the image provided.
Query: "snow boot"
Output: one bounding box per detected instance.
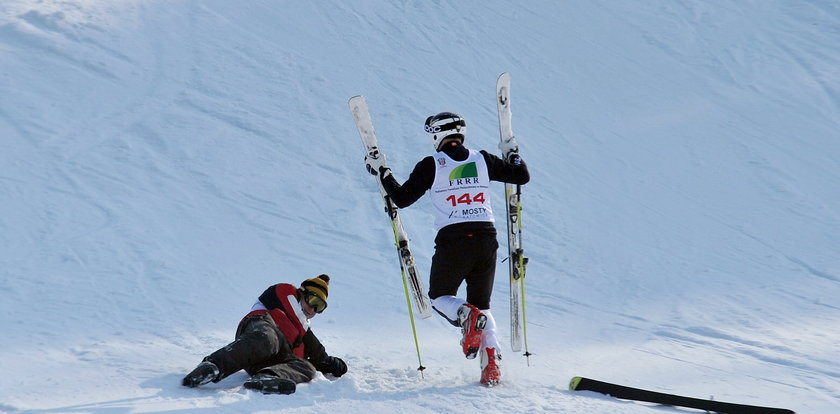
[457,303,487,359]
[480,347,502,386]
[243,373,297,395]
[182,361,220,387]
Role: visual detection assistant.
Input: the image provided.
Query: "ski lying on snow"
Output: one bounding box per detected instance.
[569,376,795,414]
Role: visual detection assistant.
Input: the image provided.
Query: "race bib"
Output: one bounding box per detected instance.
[430,149,494,230]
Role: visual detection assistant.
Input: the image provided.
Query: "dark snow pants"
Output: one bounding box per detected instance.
[428,229,499,311]
[205,313,316,384]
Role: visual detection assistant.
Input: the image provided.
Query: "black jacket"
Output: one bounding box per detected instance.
[381,142,530,237]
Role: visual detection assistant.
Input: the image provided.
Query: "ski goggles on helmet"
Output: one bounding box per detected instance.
[303,291,328,313]
[424,112,465,134]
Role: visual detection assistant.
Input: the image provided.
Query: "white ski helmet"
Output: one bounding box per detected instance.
[425,112,466,151]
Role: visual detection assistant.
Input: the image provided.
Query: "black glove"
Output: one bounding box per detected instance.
[324,356,347,377]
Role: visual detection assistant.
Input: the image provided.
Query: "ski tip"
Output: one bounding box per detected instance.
[348,95,365,104]
[569,376,583,390]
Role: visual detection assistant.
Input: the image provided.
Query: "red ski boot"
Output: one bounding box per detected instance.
[480,347,502,386]
[457,303,487,359]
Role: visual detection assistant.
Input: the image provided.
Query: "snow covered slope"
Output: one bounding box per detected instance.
[1,1,838,412]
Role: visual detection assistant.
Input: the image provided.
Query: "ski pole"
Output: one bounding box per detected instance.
[515,184,532,364]
[387,199,426,377]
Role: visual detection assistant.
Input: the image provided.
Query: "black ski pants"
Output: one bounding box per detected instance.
[428,229,499,311]
[206,313,316,384]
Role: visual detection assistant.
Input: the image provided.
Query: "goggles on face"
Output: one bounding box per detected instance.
[303,291,327,314]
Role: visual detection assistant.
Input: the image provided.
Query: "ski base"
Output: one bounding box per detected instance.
[570,376,795,414]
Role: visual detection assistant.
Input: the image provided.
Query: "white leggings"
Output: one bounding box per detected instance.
[431,295,501,351]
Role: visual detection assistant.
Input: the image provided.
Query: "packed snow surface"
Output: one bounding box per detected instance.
[1,1,839,413]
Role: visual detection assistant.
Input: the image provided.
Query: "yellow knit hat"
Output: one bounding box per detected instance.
[301,274,329,303]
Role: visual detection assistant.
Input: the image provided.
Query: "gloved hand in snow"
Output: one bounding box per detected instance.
[324,356,347,377]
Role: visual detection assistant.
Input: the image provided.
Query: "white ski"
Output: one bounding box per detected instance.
[349,95,433,320]
[496,73,529,356]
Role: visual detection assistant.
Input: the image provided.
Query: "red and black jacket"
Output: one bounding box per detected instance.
[238,283,329,364]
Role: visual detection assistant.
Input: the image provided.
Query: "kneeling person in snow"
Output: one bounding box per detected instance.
[182,274,347,394]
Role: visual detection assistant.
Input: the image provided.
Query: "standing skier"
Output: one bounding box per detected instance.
[181,274,347,394]
[364,112,529,385]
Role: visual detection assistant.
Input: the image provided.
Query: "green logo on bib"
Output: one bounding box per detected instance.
[448,162,478,180]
